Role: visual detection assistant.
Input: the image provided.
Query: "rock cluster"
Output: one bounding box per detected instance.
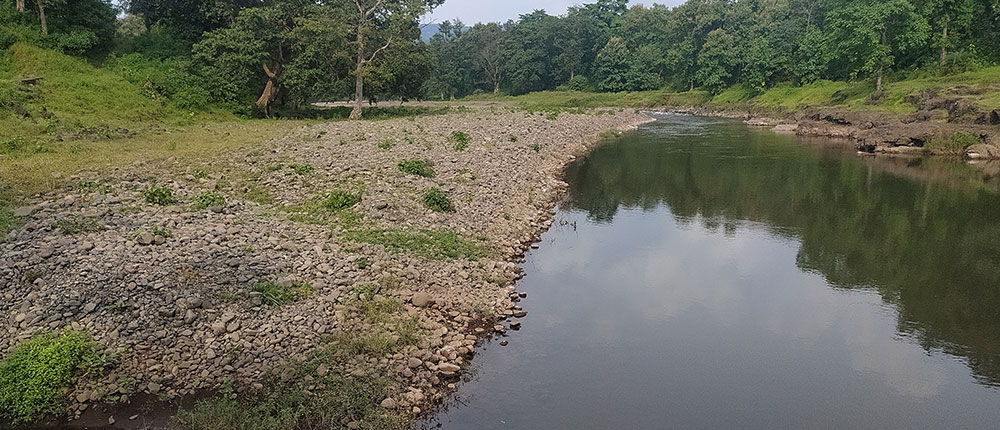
[0,107,652,421]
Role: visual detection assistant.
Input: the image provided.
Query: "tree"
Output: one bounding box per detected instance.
[696,28,735,94]
[424,20,470,100]
[465,22,506,94]
[346,0,442,119]
[828,0,929,90]
[593,36,631,92]
[921,0,975,66]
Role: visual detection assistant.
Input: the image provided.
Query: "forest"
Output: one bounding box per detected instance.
[1,0,1000,116]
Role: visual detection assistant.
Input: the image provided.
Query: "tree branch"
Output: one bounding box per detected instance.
[366,39,392,64]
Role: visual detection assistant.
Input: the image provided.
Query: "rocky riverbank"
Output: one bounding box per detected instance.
[0,107,652,428]
[664,102,1000,158]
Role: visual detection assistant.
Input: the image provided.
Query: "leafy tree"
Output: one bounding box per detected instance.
[921,0,976,66]
[828,0,930,90]
[695,28,735,94]
[424,20,470,99]
[465,23,506,94]
[593,36,631,92]
[345,0,443,119]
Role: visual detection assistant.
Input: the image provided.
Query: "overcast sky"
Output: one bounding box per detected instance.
[425,0,685,25]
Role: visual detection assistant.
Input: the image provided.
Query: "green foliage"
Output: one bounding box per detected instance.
[345,228,489,260]
[105,53,212,110]
[397,160,435,177]
[287,163,314,175]
[323,190,361,211]
[926,131,981,154]
[252,280,315,307]
[448,131,470,151]
[191,192,225,210]
[421,188,454,212]
[143,185,176,206]
[0,331,104,425]
[377,141,394,150]
[54,216,105,235]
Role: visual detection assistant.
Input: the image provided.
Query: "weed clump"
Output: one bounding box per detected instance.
[448,131,470,151]
[54,216,105,235]
[288,163,314,175]
[251,280,315,307]
[143,185,176,206]
[926,131,981,154]
[191,192,225,210]
[324,190,361,211]
[0,331,105,425]
[344,228,488,260]
[529,144,542,152]
[397,160,435,178]
[422,188,454,212]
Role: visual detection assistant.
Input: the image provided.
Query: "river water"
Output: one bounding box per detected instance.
[424,114,1000,429]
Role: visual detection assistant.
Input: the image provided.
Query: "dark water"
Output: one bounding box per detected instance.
[425,114,1000,429]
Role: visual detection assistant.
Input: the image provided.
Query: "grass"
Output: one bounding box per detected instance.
[397,160,435,178]
[448,131,470,151]
[344,228,489,260]
[287,163,314,175]
[191,191,225,210]
[54,216,105,235]
[143,185,176,206]
[324,190,362,211]
[421,188,454,212]
[0,330,105,425]
[926,131,983,154]
[251,280,315,307]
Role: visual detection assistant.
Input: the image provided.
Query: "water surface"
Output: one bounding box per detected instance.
[425,114,1000,429]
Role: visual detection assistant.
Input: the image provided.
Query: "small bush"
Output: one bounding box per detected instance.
[143,185,176,206]
[448,131,470,151]
[0,331,104,425]
[508,135,518,143]
[377,141,394,150]
[54,216,105,235]
[323,190,361,211]
[422,188,454,212]
[288,163,314,175]
[397,160,435,178]
[926,131,981,154]
[192,192,225,210]
[252,280,315,307]
[529,144,542,152]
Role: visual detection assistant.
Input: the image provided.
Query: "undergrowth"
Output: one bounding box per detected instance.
[344,228,488,260]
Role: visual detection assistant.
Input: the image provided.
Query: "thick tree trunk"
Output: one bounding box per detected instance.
[16,0,24,13]
[493,80,500,95]
[256,63,281,118]
[37,0,47,35]
[350,23,365,120]
[939,25,949,67]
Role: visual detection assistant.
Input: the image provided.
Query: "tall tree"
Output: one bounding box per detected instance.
[465,22,506,94]
[346,0,442,119]
[828,0,929,90]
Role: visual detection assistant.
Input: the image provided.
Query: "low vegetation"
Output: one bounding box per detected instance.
[421,188,454,212]
[54,216,105,235]
[143,185,177,206]
[345,228,489,260]
[448,131,470,151]
[397,160,435,178]
[191,192,225,210]
[0,331,105,425]
[324,190,362,211]
[251,280,315,307]
[926,131,983,155]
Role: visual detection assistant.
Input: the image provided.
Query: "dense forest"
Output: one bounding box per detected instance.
[2,0,999,116]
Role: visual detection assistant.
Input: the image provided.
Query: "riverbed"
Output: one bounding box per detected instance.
[424,113,1000,429]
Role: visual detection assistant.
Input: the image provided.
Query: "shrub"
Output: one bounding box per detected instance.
[323,190,361,211]
[54,216,105,235]
[288,163,314,175]
[397,160,435,178]
[143,185,176,206]
[0,331,104,425]
[926,131,981,154]
[192,192,225,210]
[252,280,315,307]
[448,131,470,151]
[529,144,542,153]
[421,188,454,212]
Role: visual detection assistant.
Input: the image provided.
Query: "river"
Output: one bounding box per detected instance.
[423,113,1000,429]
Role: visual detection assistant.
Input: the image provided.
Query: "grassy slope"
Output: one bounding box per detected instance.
[467,67,1000,115]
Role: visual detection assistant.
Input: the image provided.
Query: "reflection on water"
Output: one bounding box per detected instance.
[426,114,1000,429]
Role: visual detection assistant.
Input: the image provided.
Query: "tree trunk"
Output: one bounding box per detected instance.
[256,63,281,118]
[493,80,500,95]
[349,23,365,120]
[37,0,47,35]
[689,80,694,92]
[939,25,948,68]
[16,0,24,13]
[877,62,884,92]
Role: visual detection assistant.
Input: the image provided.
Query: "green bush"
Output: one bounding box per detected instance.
[192,192,225,210]
[927,131,981,154]
[448,131,470,151]
[421,188,454,212]
[0,331,104,425]
[397,160,435,178]
[143,185,176,206]
[105,53,212,110]
[288,163,314,175]
[323,190,361,211]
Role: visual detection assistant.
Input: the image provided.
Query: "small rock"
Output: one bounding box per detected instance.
[380,397,398,409]
[316,365,329,377]
[138,233,153,246]
[147,382,161,394]
[411,292,433,307]
[407,357,422,368]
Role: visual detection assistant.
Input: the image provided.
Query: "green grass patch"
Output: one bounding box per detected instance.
[0,330,105,425]
[143,185,176,206]
[191,192,225,210]
[54,216,105,235]
[251,280,315,307]
[926,131,982,155]
[344,228,488,260]
[421,188,454,212]
[448,131,470,151]
[397,160,435,178]
[324,190,362,211]
[287,163,314,175]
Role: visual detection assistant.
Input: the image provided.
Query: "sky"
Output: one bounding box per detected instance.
[425,0,685,25]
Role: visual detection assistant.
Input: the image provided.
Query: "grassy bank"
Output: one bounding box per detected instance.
[465,67,1000,115]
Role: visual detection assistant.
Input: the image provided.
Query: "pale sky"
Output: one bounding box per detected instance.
[425,0,685,25]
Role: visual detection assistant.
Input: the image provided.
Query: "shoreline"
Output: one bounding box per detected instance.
[1,107,653,429]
